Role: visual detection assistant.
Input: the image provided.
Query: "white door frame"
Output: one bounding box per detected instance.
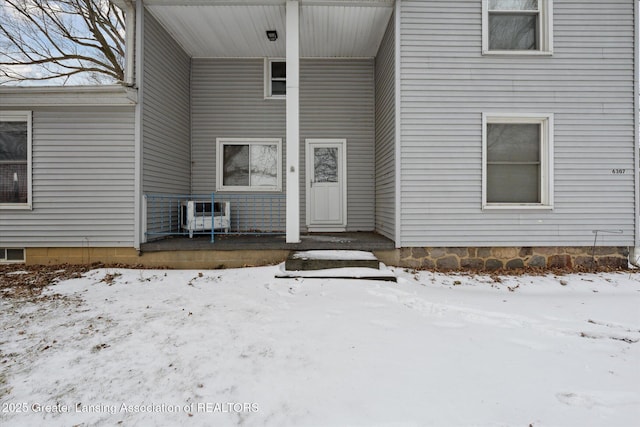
[305,138,347,231]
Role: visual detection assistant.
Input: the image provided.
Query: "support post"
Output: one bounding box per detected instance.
[286,0,300,243]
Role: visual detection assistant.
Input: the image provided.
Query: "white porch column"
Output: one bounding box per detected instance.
[286,0,301,243]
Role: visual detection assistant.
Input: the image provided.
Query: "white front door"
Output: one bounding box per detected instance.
[306,139,347,231]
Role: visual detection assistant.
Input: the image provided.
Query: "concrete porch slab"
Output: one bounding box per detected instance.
[141,232,395,252]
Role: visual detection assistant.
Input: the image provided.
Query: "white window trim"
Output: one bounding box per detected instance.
[0,248,26,264]
[216,138,282,192]
[482,112,554,210]
[482,0,553,56]
[0,110,32,210]
[264,58,286,100]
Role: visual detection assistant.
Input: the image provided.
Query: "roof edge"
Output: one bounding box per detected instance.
[0,85,138,107]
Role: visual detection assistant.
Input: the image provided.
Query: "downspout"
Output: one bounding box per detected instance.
[632,0,640,268]
[133,0,144,251]
[630,248,640,268]
[123,0,136,86]
[394,0,402,249]
[115,0,142,250]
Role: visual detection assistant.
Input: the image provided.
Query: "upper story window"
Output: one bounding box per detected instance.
[0,111,32,209]
[216,138,282,192]
[265,59,286,99]
[482,0,553,55]
[482,113,554,210]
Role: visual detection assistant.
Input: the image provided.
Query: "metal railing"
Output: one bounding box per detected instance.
[145,193,285,242]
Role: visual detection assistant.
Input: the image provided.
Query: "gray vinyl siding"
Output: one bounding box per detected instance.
[375,11,396,241]
[301,59,375,231]
[191,59,286,231]
[191,59,285,193]
[0,107,135,247]
[398,0,636,247]
[191,58,375,231]
[142,9,191,195]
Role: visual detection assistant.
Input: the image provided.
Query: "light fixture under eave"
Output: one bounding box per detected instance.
[266,30,278,41]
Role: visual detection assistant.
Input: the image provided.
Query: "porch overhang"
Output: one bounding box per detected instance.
[142,0,394,58]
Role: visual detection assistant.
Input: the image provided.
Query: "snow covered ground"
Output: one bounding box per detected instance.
[1,266,639,426]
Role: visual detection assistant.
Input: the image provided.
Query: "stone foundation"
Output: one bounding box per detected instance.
[377,246,630,271]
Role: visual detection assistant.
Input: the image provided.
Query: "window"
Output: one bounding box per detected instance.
[482,113,553,209]
[265,59,286,99]
[482,0,553,55]
[0,248,25,263]
[216,138,282,191]
[0,111,32,209]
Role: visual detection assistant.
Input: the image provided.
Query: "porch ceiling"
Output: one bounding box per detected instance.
[145,1,394,58]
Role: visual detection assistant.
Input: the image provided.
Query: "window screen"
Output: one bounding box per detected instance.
[488,0,539,51]
[486,123,541,203]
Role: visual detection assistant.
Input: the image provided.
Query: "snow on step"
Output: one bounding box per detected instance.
[285,250,379,271]
[291,250,378,261]
[279,250,397,282]
[275,262,397,282]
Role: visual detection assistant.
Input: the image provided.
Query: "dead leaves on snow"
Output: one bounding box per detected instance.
[0,264,91,300]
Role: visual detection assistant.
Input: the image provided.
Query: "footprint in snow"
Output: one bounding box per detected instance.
[555,391,640,409]
[556,392,598,409]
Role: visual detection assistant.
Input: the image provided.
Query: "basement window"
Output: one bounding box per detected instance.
[0,248,25,263]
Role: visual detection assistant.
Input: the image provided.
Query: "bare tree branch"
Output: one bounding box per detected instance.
[0,0,125,85]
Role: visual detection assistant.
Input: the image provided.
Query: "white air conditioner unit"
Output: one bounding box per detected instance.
[180,200,230,238]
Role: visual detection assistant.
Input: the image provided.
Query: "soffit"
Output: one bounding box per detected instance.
[146,2,393,58]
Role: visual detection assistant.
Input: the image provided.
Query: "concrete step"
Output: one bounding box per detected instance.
[285,250,380,271]
[278,250,397,282]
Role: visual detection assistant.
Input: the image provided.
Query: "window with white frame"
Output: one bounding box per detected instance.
[482,0,553,54]
[483,113,553,209]
[216,138,282,191]
[265,59,286,98]
[0,111,32,209]
[0,248,25,263]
